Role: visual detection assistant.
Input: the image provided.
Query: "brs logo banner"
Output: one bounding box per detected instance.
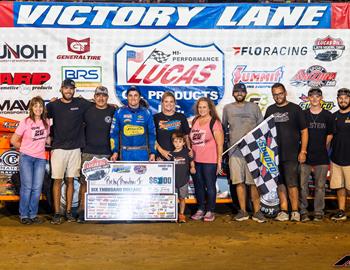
[114,34,224,117]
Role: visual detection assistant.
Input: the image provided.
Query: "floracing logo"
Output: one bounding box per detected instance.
[57,38,101,60]
[62,66,102,88]
[114,34,224,117]
[290,65,336,88]
[233,46,307,56]
[82,157,110,182]
[0,72,52,92]
[298,94,335,111]
[313,36,345,62]
[0,43,47,62]
[231,65,283,89]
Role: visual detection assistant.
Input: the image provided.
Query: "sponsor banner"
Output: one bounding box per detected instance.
[0,42,47,63]
[57,37,101,61]
[86,193,177,221]
[115,34,224,117]
[61,66,102,90]
[10,3,333,29]
[313,36,345,61]
[83,159,175,195]
[298,94,335,111]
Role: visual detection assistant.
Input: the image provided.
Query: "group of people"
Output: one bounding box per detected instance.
[11,78,350,225]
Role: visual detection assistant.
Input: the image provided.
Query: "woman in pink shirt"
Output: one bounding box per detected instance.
[11,96,50,225]
[190,97,224,222]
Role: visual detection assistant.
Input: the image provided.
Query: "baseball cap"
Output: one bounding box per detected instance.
[337,88,350,97]
[61,79,76,88]
[233,83,247,93]
[308,88,322,96]
[95,86,108,96]
[126,85,141,96]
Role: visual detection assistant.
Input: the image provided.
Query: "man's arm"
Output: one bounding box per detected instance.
[298,128,308,163]
[110,109,120,161]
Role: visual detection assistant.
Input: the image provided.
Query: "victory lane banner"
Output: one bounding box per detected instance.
[82,158,175,195]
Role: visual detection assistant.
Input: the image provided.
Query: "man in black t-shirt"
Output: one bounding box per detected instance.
[265,83,308,222]
[299,88,333,222]
[330,88,350,221]
[77,86,116,223]
[47,79,91,224]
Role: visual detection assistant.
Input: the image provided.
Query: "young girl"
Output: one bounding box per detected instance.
[11,96,50,224]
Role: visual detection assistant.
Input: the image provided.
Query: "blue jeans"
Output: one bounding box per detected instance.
[19,153,46,219]
[192,162,217,212]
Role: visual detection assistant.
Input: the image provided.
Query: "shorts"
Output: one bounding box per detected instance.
[176,184,189,199]
[330,162,350,190]
[80,153,111,184]
[278,161,299,188]
[229,156,254,185]
[51,149,81,179]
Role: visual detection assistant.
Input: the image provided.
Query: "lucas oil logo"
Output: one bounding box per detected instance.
[313,36,345,62]
[114,34,224,117]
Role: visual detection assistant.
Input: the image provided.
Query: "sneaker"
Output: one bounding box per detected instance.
[191,210,205,220]
[313,215,323,222]
[31,217,44,224]
[331,210,347,221]
[252,211,267,223]
[50,213,62,225]
[77,212,85,224]
[234,210,250,222]
[66,212,76,222]
[301,214,310,222]
[290,211,300,222]
[20,218,32,225]
[275,211,289,222]
[203,211,215,222]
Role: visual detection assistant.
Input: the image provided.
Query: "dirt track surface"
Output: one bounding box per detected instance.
[1,207,350,270]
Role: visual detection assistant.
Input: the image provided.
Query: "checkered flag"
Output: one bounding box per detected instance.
[148,49,171,63]
[238,115,279,195]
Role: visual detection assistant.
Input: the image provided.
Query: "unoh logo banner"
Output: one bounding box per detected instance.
[114,34,224,117]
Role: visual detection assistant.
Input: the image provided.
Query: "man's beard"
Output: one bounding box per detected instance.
[234,95,245,103]
[338,102,350,111]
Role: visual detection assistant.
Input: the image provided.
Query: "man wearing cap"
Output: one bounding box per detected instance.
[330,88,350,221]
[265,83,308,222]
[222,82,266,223]
[77,86,116,223]
[299,88,333,222]
[46,79,92,224]
[110,86,156,161]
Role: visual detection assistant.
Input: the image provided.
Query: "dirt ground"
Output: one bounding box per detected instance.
[1,203,350,270]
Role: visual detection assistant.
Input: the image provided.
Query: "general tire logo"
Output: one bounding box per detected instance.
[313,36,345,62]
[114,33,224,117]
[290,65,336,88]
[67,38,90,54]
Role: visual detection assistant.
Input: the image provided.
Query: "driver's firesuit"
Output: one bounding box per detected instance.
[110,105,156,161]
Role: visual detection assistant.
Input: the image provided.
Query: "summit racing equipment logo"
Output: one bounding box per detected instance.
[290,65,336,88]
[313,36,345,62]
[257,138,278,177]
[233,46,307,56]
[114,34,224,117]
[298,94,335,111]
[57,38,101,60]
[231,65,283,89]
[0,43,46,62]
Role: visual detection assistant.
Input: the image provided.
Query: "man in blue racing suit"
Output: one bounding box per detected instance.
[110,86,156,161]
